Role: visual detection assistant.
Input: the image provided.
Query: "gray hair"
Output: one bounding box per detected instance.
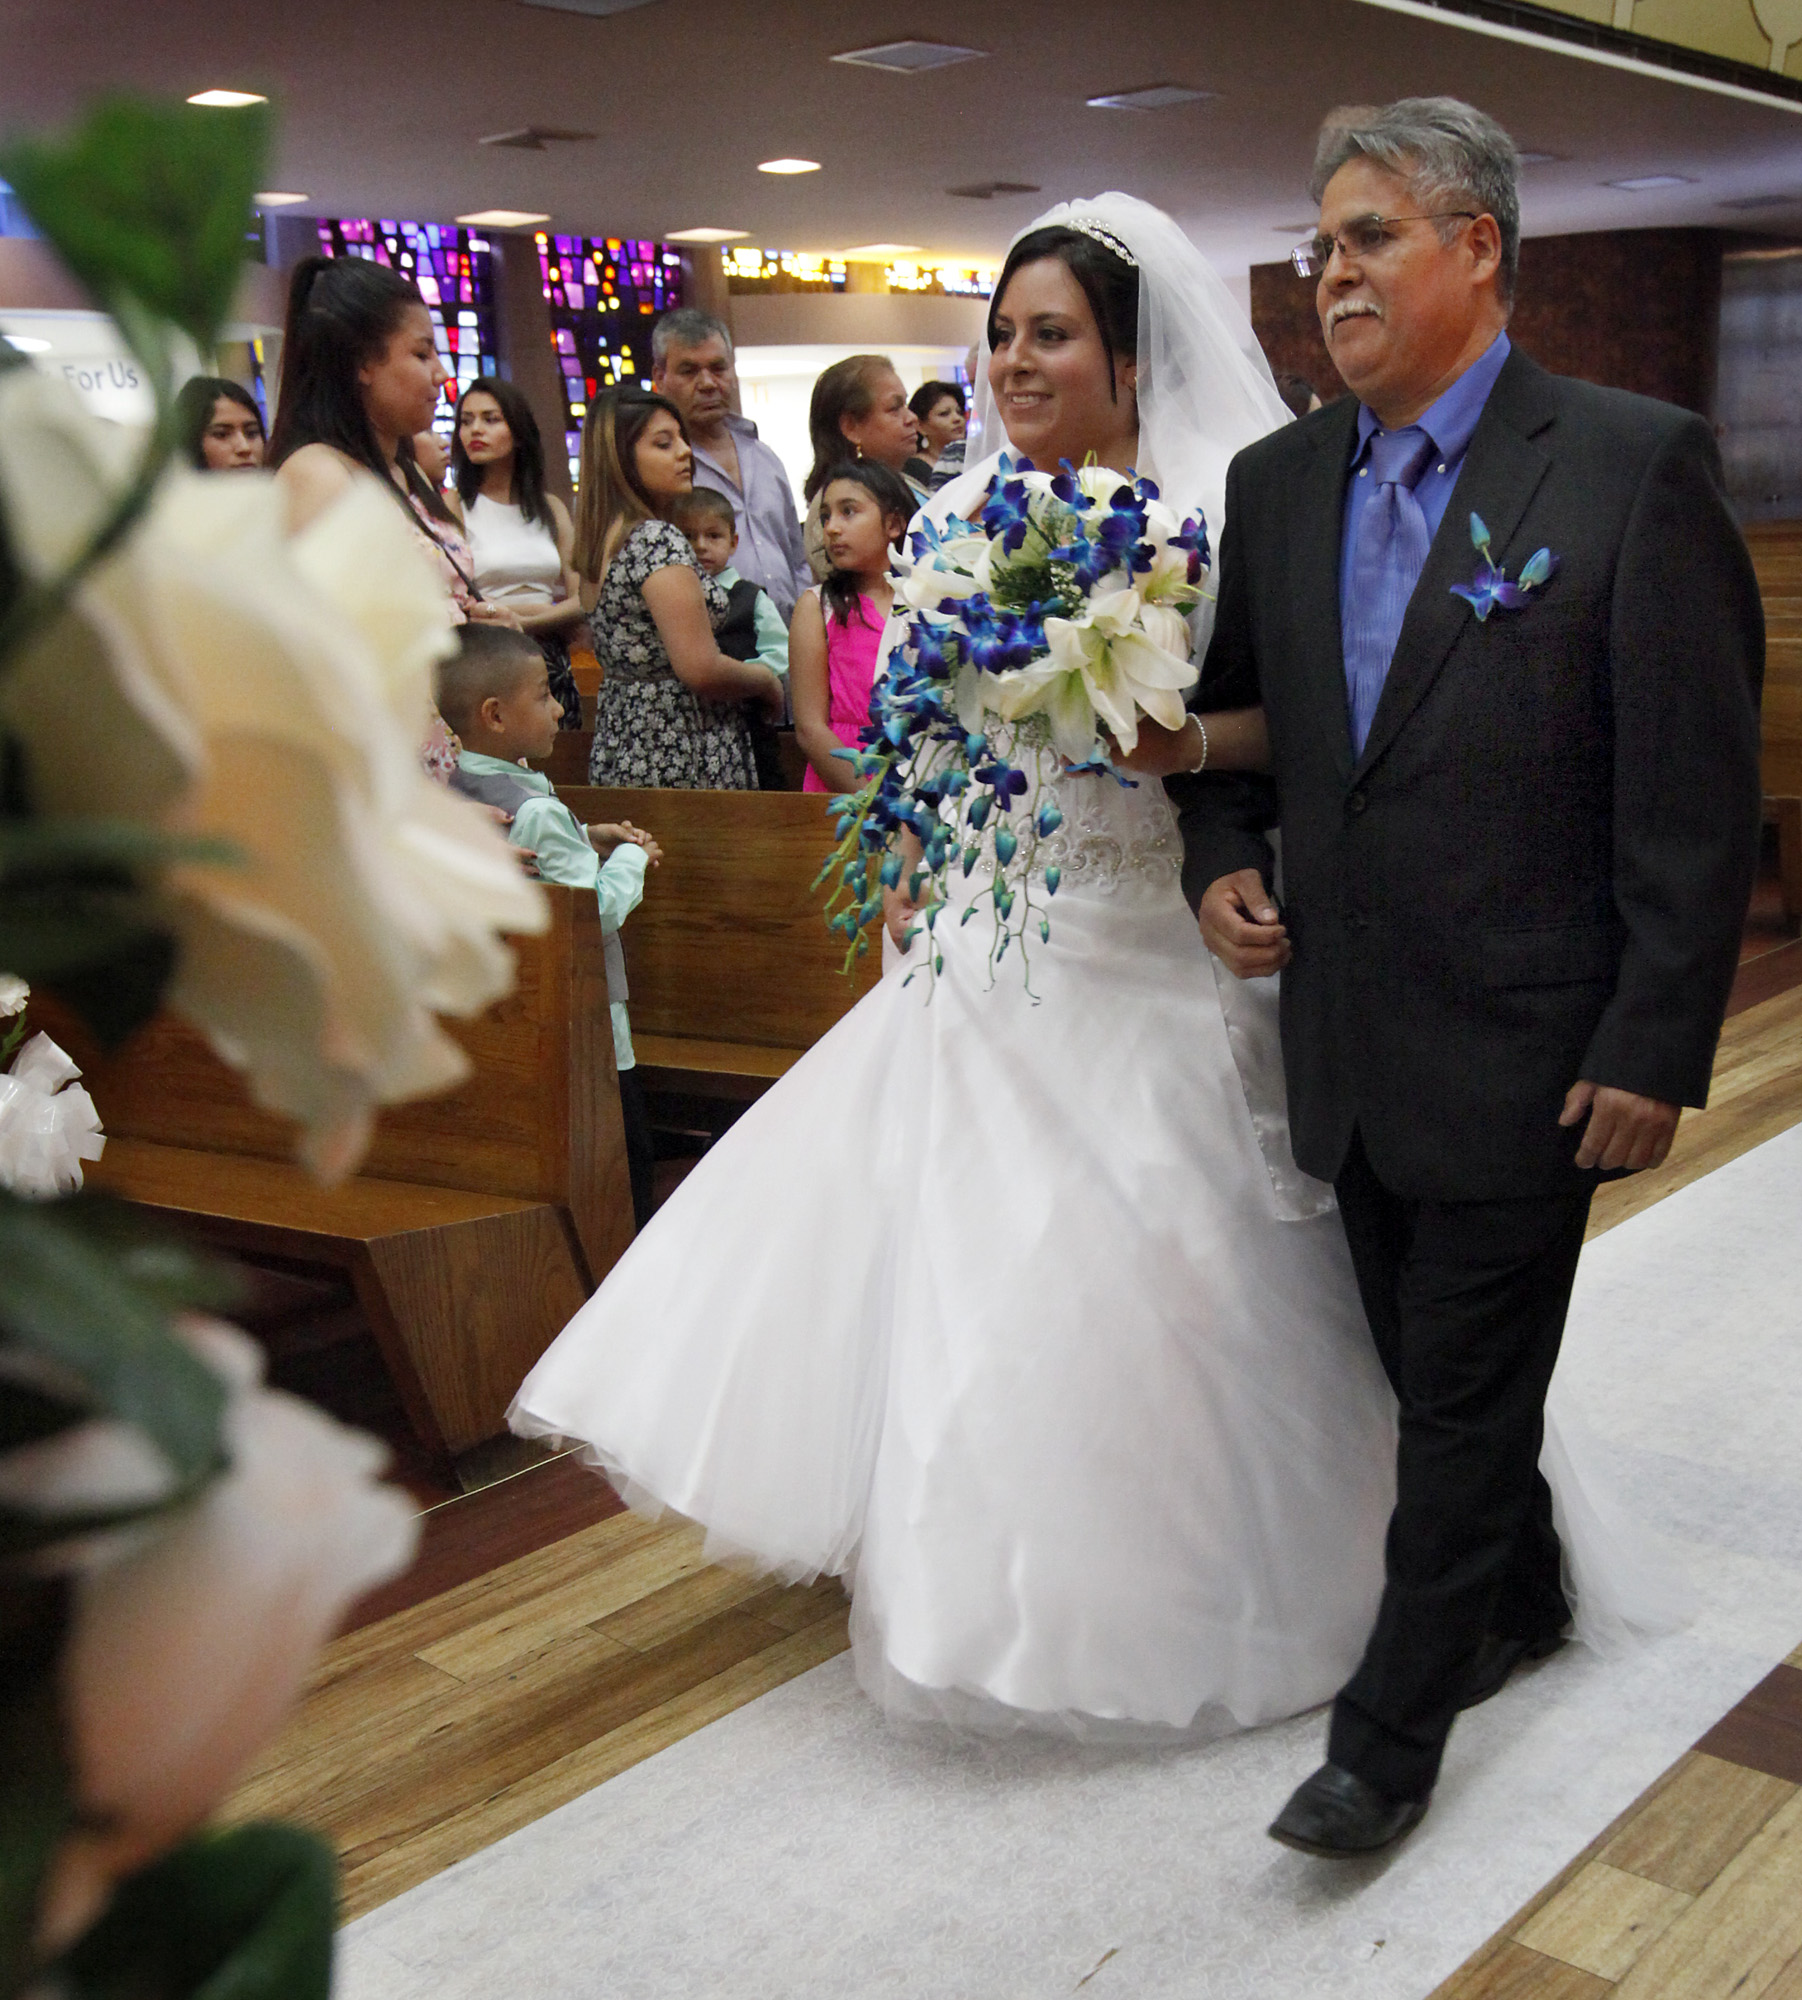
[651,306,733,367]
[1310,96,1520,304]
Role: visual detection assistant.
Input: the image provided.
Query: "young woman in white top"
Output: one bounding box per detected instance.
[452,376,586,728]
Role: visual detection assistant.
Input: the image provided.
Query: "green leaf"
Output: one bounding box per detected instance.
[0,97,269,359]
[0,1579,74,2000]
[0,1192,233,1487]
[54,1824,336,2000]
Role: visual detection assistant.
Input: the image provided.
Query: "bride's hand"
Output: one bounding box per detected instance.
[1106,717,1206,777]
[882,883,924,949]
[1107,707,1270,777]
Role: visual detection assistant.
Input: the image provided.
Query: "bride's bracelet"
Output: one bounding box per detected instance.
[1186,717,1210,773]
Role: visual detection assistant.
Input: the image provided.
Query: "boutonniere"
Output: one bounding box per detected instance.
[1449,513,1558,620]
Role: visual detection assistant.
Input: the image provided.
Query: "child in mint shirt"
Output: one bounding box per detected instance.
[438,623,662,1225]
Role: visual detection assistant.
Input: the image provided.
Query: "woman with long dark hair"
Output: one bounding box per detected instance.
[801,353,923,580]
[453,376,585,729]
[177,376,266,470]
[575,386,784,788]
[268,255,506,623]
[269,255,516,779]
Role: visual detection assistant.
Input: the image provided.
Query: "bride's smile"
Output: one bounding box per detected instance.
[987,254,1139,475]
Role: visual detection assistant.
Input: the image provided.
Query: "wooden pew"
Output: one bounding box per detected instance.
[45,889,633,1464]
[1748,520,1802,928]
[558,785,880,1114]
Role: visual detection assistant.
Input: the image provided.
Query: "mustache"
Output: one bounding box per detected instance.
[1326,299,1382,331]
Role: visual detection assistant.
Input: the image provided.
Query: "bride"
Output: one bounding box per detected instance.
[510,195,1665,1740]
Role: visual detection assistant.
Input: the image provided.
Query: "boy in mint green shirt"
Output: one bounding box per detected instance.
[438,624,661,1225]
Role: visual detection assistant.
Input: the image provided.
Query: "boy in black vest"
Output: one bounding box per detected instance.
[670,487,790,790]
[438,624,662,1226]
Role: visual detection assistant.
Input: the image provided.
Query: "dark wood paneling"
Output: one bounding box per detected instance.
[1251,228,1726,416]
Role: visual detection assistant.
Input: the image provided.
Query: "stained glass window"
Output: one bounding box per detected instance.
[538,234,684,484]
[315,217,501,443]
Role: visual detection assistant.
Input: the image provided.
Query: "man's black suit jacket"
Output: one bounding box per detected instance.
[1171,348,1765,1203]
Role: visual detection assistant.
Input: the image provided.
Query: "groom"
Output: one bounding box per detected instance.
[1157,98,1763,1853]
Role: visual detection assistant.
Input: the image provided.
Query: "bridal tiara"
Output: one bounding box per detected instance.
[1068,217,1139,268]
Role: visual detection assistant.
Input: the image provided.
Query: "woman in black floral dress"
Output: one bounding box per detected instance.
[575,388,786,788]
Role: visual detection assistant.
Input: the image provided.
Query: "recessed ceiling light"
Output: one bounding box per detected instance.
[1516,151,1563,165]
[948,180,1041,199]
[759,158,821,175]
[666,226,749,242]
[4,334,51,353]
[842,243,922,258]
[255,191,310,207]
[187,89,268,107]
[1607,174,1698,191]
[832,40,986,72]
[480,126,596,149]
[1087,84,1215,110]
[456,208,552,228]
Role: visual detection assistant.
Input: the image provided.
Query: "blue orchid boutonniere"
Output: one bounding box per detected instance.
[1449,513,1559,621]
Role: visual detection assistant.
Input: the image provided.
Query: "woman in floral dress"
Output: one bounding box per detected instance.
[574,387,786,788]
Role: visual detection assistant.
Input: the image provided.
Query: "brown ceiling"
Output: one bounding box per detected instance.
[2,0,1799,280]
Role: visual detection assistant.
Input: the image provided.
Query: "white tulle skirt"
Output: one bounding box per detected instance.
[511,798,1681,1740]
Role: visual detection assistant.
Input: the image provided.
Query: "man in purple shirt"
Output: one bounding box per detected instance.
[651,308,811,624]
[1151,96,1763,1856]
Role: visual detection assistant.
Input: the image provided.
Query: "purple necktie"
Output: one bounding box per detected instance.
[1344,426,1435,757]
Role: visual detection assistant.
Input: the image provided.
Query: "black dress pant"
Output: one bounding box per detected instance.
[617,1066,656,1230]
[1327,1128,1593,1802]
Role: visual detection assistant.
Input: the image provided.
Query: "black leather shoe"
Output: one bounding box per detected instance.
[1458,1630,1567,1711]
[1268,1762,1428,1857]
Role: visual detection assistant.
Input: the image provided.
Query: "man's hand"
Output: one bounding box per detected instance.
[1559,1082,1681,1171]
[1198,868,1289,978]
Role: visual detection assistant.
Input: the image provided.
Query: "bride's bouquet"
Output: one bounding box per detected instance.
[819,457,1210,976]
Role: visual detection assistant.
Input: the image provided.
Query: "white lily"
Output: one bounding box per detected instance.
[990,587,1196,757]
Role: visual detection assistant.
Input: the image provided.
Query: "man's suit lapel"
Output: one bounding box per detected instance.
[1292,398,1361,783]
[1349,349,1560,783]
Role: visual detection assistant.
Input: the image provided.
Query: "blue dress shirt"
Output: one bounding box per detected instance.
[1337,331,1512,742]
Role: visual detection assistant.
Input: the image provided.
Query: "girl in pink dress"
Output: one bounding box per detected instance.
[789,462,916,793]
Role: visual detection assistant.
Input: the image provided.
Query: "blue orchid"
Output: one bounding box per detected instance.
[980,477,1036,555]
[1450,512,1559,621]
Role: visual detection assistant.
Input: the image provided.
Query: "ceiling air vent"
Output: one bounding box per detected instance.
[479,126,597,149]
[516,0,658,16]
[947,180,1042,199]
[832,40,987,72]
[1087,84,1215,110]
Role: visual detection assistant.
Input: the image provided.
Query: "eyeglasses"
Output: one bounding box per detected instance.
[1291,211,1478,279]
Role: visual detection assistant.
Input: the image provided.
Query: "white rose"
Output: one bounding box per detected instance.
[0,974,28,1018]
[0,1031,105,1197]
[10,1316,420,1955]
[0,366,545,1178]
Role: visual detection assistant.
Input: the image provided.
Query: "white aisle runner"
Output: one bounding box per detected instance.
[342,1123,1802,2000]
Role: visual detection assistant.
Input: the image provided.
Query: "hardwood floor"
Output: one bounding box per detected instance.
[225,1510,850,1921]
[228,874,1802,1947]
[1429,1647,1802,1998]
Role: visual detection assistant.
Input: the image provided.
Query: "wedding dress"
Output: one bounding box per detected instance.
[510,196,1679,1740]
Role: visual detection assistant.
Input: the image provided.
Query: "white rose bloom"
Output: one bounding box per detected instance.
[18,1316,420,1954]
[0,974,28,1017]
[0,1031,105,1197]
[0,365,545,1178]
